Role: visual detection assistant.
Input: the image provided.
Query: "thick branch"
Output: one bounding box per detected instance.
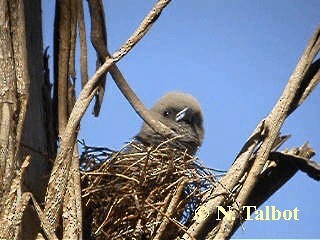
[9,0,30,160]
[0,0,19,212]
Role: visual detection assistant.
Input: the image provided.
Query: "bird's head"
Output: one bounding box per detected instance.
[136,92,204,155]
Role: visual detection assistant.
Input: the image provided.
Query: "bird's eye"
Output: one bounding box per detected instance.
[163,110,170,117]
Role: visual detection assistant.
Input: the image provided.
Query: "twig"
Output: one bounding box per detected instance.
[288,58,320,115]
[68,0,77,78]
[88,0,108,59]
[88,0,108,116]
[110,60,175,137]
[78,0,88,87]
[53,0,72,133]
[153,178,187,240]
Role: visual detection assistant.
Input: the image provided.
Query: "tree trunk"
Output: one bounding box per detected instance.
[0,0,55,239]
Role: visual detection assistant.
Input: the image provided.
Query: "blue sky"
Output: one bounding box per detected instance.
[43,1,319,238]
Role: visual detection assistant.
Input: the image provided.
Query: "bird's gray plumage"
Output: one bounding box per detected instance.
[136,92,204,155]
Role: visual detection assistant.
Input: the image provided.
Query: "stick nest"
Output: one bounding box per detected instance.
[80,139,216,239]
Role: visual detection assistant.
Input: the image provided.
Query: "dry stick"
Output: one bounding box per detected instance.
[53,0,71,134]
[43,0,172,232]
[182,27,320,240]
[153,178,187,240]
[26,193,58,240]
[88,0,108,59]
[109,60,174,138]
[78,0,88,87]
[214,27,320,240]
[202,136,291,238]
[68,0,77,78]
[88,0,174,137]
[206,132,320,235]
[1,158,57,240]
[55,0,81,238]
[88,0,108,116]
[299,60,320,105]
[145,200,191,239]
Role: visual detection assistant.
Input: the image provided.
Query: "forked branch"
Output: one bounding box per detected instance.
[88,0,174,138]
[182,26,320,240]
[43,0,173,232]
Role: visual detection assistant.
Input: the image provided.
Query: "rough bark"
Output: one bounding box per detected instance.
[0,0,54,239]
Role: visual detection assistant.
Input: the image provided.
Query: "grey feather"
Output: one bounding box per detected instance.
[136,92,204,155]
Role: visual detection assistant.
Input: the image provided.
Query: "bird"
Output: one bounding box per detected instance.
[82,91,205,239]
[135,91,204,155]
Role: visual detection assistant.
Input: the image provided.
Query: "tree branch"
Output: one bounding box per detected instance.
[87,0,108,116]
[53,0,72,133]
[43,0,173,232]
[78,0,88,87]
[269,148,320,181]
[88,0,174,138]
[182,26,320,240]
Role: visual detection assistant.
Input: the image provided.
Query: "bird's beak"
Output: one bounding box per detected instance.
[175,107,190,122]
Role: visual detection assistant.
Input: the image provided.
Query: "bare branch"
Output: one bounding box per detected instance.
[288,58,320,115]
[110,62,174,137]
[52,0,72,133]
[88,0,108,59]
[182,26,320,240]
[78,0,88,87]
[213,26,320,240]
[87,0,174,137]
[62,145,82,239]
[181,120,267,239]
[88,0,108,116]
[44,0,173,232]
[213,143,316,239]
[68,0,77,78]
[269,148,320,181]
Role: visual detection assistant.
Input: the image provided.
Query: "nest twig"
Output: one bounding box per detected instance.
[80,140,217,239]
